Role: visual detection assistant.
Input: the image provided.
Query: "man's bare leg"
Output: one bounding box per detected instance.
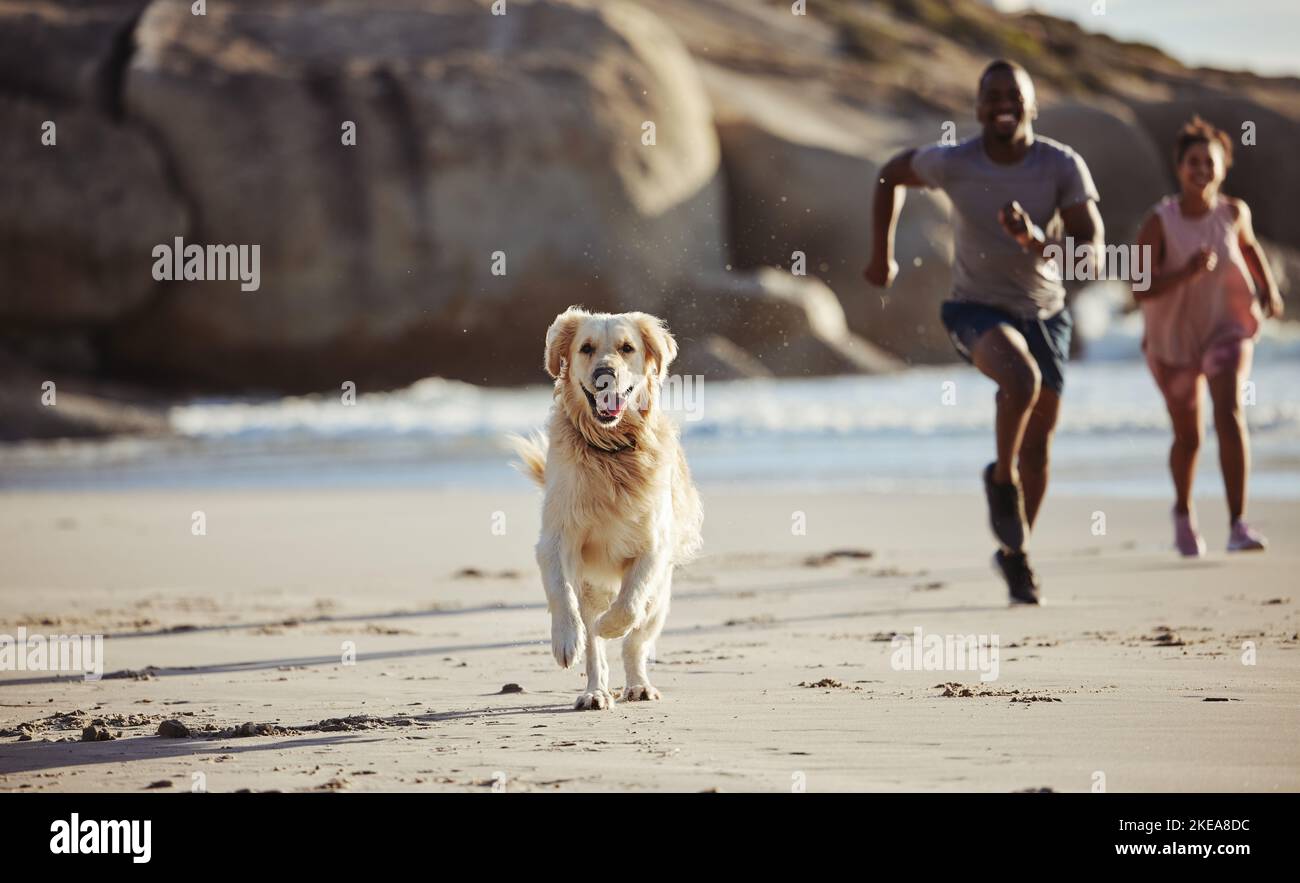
[971,324,1044,602]
[1019,387,1060,529]
[970,325,1042,487]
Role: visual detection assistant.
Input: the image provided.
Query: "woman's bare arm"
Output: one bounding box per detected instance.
[1233,199,1285,319]
[1132,211,1209,302]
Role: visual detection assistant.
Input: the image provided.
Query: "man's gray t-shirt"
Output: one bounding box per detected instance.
[911,135,1099,318]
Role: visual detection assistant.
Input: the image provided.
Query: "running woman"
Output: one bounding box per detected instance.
[1134,116,1284,556]
[865,59,1104,604]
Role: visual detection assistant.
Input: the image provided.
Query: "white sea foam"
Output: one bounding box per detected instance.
[165,356,1300,443]
[4,325,1298,496]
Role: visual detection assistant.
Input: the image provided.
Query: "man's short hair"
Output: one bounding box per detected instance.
[979,59,1030,92]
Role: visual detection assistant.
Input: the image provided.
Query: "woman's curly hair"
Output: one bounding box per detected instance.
[1174,115,1234,170]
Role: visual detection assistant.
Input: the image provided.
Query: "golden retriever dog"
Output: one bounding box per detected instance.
[510,307,702,710]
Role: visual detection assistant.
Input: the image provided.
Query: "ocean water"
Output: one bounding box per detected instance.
[4,312,1299,499]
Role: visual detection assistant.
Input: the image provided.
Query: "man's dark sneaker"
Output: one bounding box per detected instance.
[983,462,1026,552]
[994,549,1041,606]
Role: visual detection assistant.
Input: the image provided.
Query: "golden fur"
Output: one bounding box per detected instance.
[510,307,701,709]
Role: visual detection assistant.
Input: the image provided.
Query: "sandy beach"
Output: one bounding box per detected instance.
[5,0,1300,842]
[2,486,1297,793]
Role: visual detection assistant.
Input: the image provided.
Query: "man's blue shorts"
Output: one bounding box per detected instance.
[940,301,1073,394]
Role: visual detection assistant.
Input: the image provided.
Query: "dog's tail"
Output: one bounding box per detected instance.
[507,431,548,487]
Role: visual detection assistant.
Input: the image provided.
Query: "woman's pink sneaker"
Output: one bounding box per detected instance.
[1227,520,1267,552]
[1173,509,1206,558]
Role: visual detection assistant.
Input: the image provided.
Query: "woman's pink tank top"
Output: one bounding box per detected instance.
[1142,194,1260,367]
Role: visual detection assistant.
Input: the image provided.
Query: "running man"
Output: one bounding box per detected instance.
[864,59,1104,604]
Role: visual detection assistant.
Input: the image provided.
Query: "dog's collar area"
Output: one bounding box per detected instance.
[586,435,637,454]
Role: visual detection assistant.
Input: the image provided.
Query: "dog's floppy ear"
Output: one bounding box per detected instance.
[544,307,587,379]
[631,312,678,380]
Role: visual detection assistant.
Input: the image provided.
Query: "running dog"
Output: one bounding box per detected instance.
[511,307,702,710]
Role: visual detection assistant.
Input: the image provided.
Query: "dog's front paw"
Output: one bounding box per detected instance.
[574,689,614,711]
[551,614,585,669]
[594,604,638,639]
[622,684,661,702]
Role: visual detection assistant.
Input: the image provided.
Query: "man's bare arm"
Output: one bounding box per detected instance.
[1060,200,1104,256]
[999,199,1102,260]
[865,149,926,288]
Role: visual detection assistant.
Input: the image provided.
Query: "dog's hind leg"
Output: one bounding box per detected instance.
[621,572,670,702]
[574,594,614,711]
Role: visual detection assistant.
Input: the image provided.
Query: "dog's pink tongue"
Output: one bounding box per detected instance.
[598,392,626,417]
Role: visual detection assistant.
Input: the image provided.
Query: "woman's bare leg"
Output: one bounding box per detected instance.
[1206,340,1254,524]
[1148,354,1203,514]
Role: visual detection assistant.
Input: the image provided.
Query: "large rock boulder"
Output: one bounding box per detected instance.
[0,98,188,327]
[666,268,902,378]
[0,349,167,442]
[0,0,151,108]
[0,0,187,363]
[99,0,727,391]
[1036,102,1169,243]
[717,110,958,364]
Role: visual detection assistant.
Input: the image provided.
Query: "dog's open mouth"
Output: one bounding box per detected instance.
[583,384,635,424]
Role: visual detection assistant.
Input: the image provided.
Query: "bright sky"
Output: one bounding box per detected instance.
[987,0,1300,78]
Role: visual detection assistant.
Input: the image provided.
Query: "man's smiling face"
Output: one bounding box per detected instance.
[978,66,1037,143]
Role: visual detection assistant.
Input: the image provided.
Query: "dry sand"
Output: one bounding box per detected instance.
[1,486,1297,792]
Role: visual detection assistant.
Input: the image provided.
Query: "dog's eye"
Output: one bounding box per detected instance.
[579,343,594,355]
[620,343,635,354]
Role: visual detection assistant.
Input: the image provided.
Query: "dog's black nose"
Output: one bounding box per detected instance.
[591,366,616,387]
